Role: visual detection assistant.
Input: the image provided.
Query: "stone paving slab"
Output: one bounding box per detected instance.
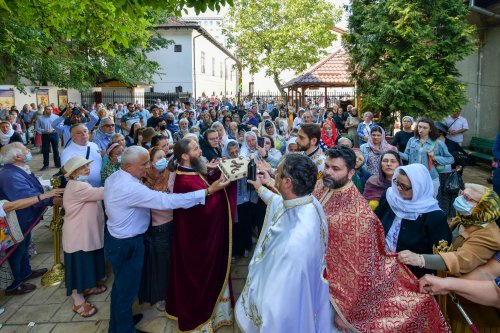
[0,147,492,332]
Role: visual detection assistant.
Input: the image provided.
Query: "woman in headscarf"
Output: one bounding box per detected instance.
[364,150,401,210]
[319,119,337,151]
[398,183,500,276]
[211,121,235,158]
[391,116,414,153]
[260,120,286,154]
[360,125,397,175]
[286,136,299,154]
[0,121,23,149]
[239,131,265,159]
[138,147,173,311]
[374,164,452,278]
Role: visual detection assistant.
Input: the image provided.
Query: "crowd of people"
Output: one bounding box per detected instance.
[0,97,499,333]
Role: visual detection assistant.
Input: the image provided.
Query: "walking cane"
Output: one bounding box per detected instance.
[41,177,65,287]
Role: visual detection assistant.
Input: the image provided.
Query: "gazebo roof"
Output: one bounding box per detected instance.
[283,49,353,88]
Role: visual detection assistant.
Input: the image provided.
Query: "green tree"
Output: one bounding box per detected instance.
[223,0,342,96]
[344,0,476,124]
[0,0,233,91]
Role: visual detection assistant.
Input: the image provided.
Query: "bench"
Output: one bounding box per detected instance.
[464,137,494,162]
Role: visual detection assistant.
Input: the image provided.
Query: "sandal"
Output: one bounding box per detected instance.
[83,285,107,297]
[72,302,97,318]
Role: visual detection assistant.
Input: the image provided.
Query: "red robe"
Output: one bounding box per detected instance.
[314,182,450,332]
[166,167,232,332]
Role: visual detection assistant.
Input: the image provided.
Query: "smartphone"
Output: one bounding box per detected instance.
[257,137,265,148]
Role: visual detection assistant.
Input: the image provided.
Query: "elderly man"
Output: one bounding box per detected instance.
[52,106,99,145]
[0,143,63,295]
[61,124,102,187]
[35,105,60,170]
[93,117,115,153]
[104,145,229,333]
[235,154,333,333]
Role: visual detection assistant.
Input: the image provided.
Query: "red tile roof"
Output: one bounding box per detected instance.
[283,49,353,88]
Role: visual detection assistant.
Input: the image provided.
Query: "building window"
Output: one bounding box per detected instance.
[201,51,205,74]
[220,62,223,78]
[212,57,215,76]
[174,45,182,52]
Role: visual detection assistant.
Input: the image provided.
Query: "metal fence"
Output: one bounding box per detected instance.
[80,91,191,108]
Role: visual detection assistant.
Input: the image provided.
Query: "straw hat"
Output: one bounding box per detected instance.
[64,156,92,178]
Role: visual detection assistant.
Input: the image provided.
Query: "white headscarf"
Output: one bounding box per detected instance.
[240,131,258,158]
[286,136,297,154]
[385,164,441,252]
[0,123,14,146]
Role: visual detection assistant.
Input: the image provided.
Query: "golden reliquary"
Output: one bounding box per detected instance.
[218,157,250,182]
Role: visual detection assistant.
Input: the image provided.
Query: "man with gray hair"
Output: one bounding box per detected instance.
[0,143,63,295]
[92,117,115,153]
[104,145,229,333]
[173,118,189,143]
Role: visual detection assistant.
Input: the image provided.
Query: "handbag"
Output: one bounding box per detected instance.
[444,171,464,193]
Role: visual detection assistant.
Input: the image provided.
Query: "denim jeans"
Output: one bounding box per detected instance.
[104,228,144,333]
[6,232,32,291]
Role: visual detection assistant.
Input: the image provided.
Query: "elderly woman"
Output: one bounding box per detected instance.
[360,126,397,175]
[0,190,63,290]
[375,164,452,278]
[319,119,337,151]
[138,147,173,311]
[0,121,23,149]
[356,111,377,145]
[400,117,454,197]
[173,118,189,143]
[211,121,234,158]
[240,131,265,160]
[62,156,105,318]
[101,143,124,184]
[399,183,500,276]
[391,116,414,153]
[364,150,401,210]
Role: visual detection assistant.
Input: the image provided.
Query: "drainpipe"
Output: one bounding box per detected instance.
[192,33,203,100]
[469,0,500,19]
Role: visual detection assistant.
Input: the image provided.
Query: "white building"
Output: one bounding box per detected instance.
[148,20,239,99]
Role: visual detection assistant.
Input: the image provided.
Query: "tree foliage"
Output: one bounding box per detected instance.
[344,0,476,124]
[0,0,232,91]
[223,0,342,95]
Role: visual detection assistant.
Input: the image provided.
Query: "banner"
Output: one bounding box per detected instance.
[0,90,15,111]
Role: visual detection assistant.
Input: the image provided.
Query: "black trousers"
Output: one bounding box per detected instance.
[233,202,257,257]
[41,132,60,167]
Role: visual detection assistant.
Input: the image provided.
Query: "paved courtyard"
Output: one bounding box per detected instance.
[0,149,492,332]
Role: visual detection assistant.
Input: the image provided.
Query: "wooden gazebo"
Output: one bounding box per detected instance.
[283,48,354,110]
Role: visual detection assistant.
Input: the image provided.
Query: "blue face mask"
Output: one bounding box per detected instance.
[104,132,114,138]
[117,156,122,164]
[77,175,89,182]
[453,196,473,216]
[24,152,32,162]
[154,158,167,172]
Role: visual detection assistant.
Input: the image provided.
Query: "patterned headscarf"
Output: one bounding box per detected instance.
[456,188,500,227]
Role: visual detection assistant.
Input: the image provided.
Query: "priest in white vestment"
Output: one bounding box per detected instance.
[235,154,337,333]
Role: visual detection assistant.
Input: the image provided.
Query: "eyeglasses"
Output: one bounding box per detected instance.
[103,124,115,128]
[393,178,412,192]
[459,189,479,204]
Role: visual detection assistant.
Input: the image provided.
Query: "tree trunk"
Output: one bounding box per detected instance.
[272,72,287,100]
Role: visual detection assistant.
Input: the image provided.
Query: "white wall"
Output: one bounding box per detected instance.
[149,31,194,93]
[0,85,81,109]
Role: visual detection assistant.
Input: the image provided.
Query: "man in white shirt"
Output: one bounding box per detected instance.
[60,124,102,187]
[104,146,228,333]
[235,154,334,333]
[444,110,469,146]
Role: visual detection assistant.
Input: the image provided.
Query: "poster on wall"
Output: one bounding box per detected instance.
[58,90,68,110]
[36,89,49,107]
[0,90,15,111]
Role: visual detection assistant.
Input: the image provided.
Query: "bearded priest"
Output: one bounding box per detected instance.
[165,138,233,332]
[235,154,335,333]
[314,146,450,332]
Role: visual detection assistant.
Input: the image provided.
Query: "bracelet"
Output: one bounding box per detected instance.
[37,195,41,202]
[419,255,425,268]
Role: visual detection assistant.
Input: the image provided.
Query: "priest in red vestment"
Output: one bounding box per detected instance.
[314,147,450,333]
[166,138,233,332]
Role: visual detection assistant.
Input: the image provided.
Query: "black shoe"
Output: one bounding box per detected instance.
[55,164,61,168]
[133,313,143,325]
[135,329,149,333]
[40,166,49,171]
